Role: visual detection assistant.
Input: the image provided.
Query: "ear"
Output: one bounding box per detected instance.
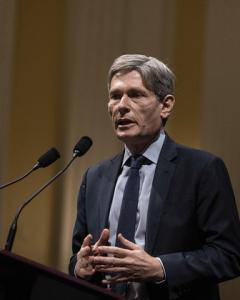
[160,94,175,119]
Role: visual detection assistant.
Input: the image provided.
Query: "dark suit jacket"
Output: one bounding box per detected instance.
[69,135,240,299]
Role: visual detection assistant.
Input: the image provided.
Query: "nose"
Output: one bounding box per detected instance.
[118,94,130,114]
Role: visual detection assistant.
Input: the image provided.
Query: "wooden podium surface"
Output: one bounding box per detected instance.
[0,250,124,300]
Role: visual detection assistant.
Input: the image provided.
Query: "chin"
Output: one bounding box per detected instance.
[115,130,159,150]
[116,131,140,144]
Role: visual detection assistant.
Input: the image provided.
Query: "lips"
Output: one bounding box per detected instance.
[116,118,135,128]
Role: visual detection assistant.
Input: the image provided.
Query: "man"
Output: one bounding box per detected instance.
[69,54,240,300]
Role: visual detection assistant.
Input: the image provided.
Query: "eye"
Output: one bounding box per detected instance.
[128,90,144,99]
[109,92,122,100]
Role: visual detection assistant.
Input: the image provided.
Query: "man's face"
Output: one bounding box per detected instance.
[108,70,165,149]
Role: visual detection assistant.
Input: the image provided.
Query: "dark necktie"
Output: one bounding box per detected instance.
[112,155,146,297]
[116,155,146,247]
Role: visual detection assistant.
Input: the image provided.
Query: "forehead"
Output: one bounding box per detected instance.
[109,70,148,90]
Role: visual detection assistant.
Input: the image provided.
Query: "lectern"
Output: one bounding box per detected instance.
[0,250,123,300]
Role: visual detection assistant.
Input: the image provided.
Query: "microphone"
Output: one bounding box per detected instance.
[0,148,60,190]
[73,136,93,157]
[4,136,93,252]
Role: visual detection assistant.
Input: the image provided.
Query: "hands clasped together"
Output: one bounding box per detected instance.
[75,228,164,285]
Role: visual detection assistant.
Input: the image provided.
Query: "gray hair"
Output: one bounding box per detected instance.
[108,54,175,102]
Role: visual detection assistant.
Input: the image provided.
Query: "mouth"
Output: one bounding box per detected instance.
[115,118,135,128]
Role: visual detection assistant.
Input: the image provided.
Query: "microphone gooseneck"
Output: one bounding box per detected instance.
[4,136,93,252]
[0,148,60,190]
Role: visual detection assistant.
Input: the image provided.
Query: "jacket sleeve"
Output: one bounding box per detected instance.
[160,157,240,294]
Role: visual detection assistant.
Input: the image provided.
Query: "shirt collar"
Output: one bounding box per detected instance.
[122,130,166,166]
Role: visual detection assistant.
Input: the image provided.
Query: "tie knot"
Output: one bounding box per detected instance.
[129,155,148,169]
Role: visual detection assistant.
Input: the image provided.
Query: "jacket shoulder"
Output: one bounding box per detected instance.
[86,152,123,176]
[168,135,218,158]
[164,135,225,169]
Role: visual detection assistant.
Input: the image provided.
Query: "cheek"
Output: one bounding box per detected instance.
[143,108,161,126]
[108,103,114,117]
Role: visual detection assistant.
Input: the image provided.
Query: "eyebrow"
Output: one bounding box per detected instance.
[109,87,149,95]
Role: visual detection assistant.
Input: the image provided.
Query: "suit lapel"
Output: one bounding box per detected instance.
[145,136,178,253]
[98,153,123,232]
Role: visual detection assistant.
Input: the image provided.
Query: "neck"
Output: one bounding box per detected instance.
[125,133,161,155]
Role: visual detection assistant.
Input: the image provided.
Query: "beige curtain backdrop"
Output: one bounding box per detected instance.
[0,1,239,298]
[0,0,16,218]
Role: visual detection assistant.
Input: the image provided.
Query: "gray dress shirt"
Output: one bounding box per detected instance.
[108,130,166,299]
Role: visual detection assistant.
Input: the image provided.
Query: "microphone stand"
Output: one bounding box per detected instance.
[0,167,36,190]
[0,147,60,190]
[5,155,77,252]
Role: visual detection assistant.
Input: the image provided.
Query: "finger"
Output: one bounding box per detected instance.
[102,273,122,283]
[81,268,96,277]
[94,229,110,247]
[76,264,96,279]
[117,234,140,250]
[82,234,93,248]
[99,228,110,244]
[102,274,130,284]
[95,266,129,273]
[78,245,92,259]
[96,245,128,257]
[93,254,126,266]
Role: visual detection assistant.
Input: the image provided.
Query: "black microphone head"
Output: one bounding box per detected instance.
[73,136,93,157]
[37,148,60,168]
